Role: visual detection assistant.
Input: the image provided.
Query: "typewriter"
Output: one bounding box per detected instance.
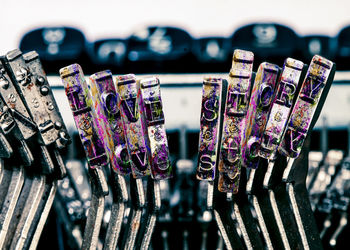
[0,21,350,250]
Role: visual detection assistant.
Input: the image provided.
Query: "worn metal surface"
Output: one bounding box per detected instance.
[197,77,222,181]
[218,49,254,193]
[60,64,108,169]
[116,74,151,178]
[242,62,279,169]
[140,77,172,180]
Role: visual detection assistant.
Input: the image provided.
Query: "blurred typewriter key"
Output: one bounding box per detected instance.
[197,77,222,181]
[90,39,127,70]
[231,23,299,65]
[300,35,333,62]
[242,62,279,169]
[335,25,350,70]
[60,64,108,250]
[218,49,254,193]
[127,26,194,73]
[89,70,130,249]
[193,37,231,72]
[20,27,90,73]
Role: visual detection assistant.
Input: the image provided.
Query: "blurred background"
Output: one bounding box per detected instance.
[2,0,350,249]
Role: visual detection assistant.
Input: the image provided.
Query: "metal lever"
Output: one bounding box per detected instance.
[0,50,70,249]
[137,77,172,249]
[245,58,305,249]
[116,74,150,249]
[195,75,243,249]
[279,55,336,250]
[60,63,109,249]
[89,70,131,249]
[220,50,266,249]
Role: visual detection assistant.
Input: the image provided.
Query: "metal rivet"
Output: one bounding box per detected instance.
[0,78,9,89]
[40,86,49,96]
[36,76,45,85]
[8,93,16,103]
[55,121,62,129]
[47,101,54,110]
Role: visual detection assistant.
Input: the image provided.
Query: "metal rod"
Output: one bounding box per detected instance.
[103,173,128,250]
[122,178,146,250]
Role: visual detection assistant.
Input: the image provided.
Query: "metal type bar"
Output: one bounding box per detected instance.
[197,77,222,181]
[137,77,172,249]
[242,62,279,169]
[217,49,254,193]
[246,58,305,249]
[274,56,336,250]
[89,70,130,249]
[139,77,172,180]
[103,171,128,250]
[60,64,109,249]
[116,74,150,249]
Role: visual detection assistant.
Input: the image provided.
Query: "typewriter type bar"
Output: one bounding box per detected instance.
[279,55,333,158]
[259,59,303,160]
[0,59,35,166]
[137,77,171,248]
[89,70,131,175]
[60,64,108,250]
[23,51,70,149]
[140,77,172,179]
[60,64,108,169]
[116,74,151,178]
[242,62,279,169]
[281,55,335,250]
[218,49,254,193]
[245,58,305,250]
[0,97,14,158]
[196,77,222,181]
[116,74,148,249]
[89,70,129,249]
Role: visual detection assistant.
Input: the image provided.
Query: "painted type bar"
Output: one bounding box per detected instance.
[140,77,172,179]
[259,58,304,160]
[279,55,333,158]
[89,70,131,175]
[242,62,279,169]
[218,49,254,193]
[60,64,108,168]
[197,77,222,181]
[116,74,151,178]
